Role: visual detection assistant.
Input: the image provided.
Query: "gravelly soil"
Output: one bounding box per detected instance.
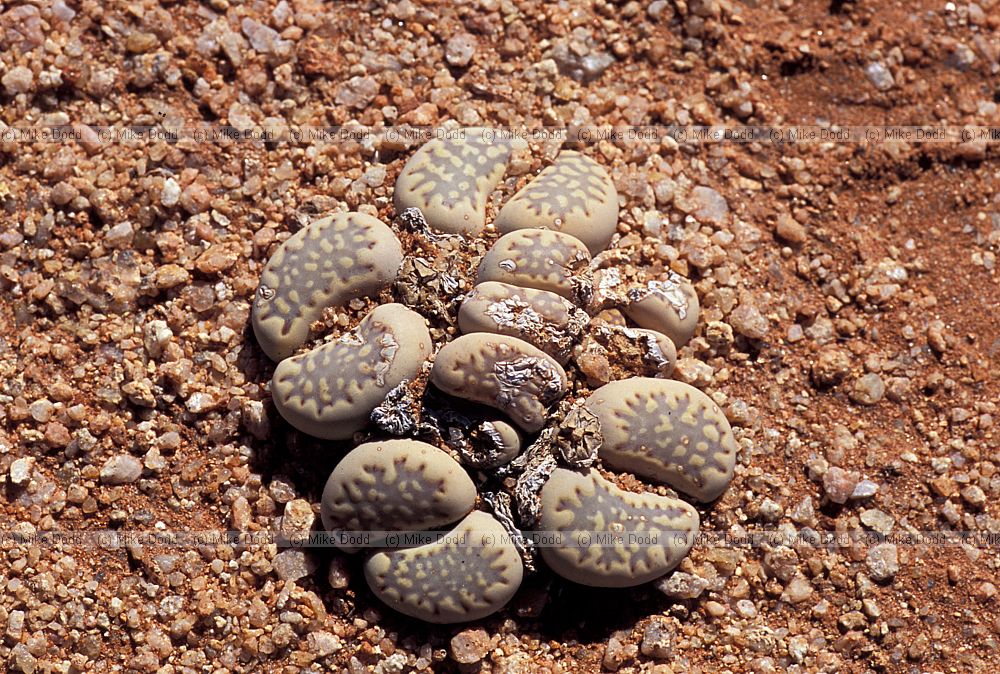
[0,0,997,672]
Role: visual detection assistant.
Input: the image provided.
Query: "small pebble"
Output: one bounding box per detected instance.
[865,61,894,91]
[602,634,637,672]
[104,221,134,248]
[866,543,899,582]
[782,576,813,604]
[689,186,729,226]
[272,550,318,582]
[974,582,998,603]
[9,457,34,485]
[728,301,769,340]
[10,644,35,674]
[335,76,379,109]
[186,392,218,414]
[640,619,674,659]
[450,628,491,664]
[308,631,342,656]
[961,485,986,509]
[29,398,54,422]
[100,455,143,485]
[823,466,859,505]
[6,610,25,640]
[850,480,879,499]
[657,571,708,599]
[735,599,758,618]
[812,346,851,387]
[161,178,180,207]
[860,509,895,535]
[2,65,34,95]
[445,33,477,67]
[850,373,885,405]
[775,213,807,244]
[280,499,315,545]
[153,264,190,290]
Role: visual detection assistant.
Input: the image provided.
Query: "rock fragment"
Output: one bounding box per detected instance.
[822,466,859,505]
[100,455,143,485]
[640,619,674,659]
[279,499,316,546]
[865,61,895,91]
[9,457,34,486]
[273,550,318,582]
[866,543,899,582]
[775,213,808,244]
[688,186,729,226]
[850,373,885,405]
[450,629,491,664]
[728,301,770,340]
[812,346,851,387]
[657,571,709,599]
[445,33,477,67]
[335,76,378,109]
[1,65,33,95]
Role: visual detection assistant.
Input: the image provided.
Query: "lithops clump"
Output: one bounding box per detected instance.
[476,229,593,305]
[252,212,403,361]
[622,272,701,347]
[494,150,619,255]
[431,333,567,432]
[539,468,699,587]
[458,281,589,363]
[252,133,741,622]
[270,304,431,439]
[364,510,524,623]
[584,378,737,502]
[393,132,522,236]
[320,439,476,548]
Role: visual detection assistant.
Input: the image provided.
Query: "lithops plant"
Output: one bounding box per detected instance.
[493,150,619,255]
[364,510,524,623]
[430,333,568,433]
[253,131,740,623]
[622,273,701,347]
[270,303,431,440]
[539,467,699,587]
[393,132,524,236]
[251,212,403,361]
[320,439,476,547]
[584,378,737,502]
[476,229,593,305]
[458,281,589,364]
